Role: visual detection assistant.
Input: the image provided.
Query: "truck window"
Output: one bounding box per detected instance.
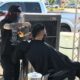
[24,2,41,13]
[0,2,25,11]
[0,2,41,13]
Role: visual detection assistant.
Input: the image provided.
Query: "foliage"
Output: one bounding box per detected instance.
[48,0,55,5]
[69,0,77,4]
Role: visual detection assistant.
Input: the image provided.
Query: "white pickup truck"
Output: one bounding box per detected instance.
[60,12,80,32]
[0,0,47,21]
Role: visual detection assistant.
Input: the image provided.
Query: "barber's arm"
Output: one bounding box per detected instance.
[3,22,31,30]
[3,23,21,30]
[3,24,12,30]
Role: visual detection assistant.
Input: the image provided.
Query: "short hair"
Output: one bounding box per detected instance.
[8,5,21,13]
[31,23,45,38]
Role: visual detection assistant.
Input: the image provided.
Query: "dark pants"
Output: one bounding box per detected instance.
[73,62,80,78]
[48,69,76,80]
[1,59,20,80]
[48,62,80,80]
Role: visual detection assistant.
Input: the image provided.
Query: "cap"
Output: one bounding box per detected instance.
[8,5,21,13]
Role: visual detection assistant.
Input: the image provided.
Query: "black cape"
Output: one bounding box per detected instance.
[25,40,74,75]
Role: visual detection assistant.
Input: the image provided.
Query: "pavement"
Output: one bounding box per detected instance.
[0,64,3,80]
[0,64,3,75]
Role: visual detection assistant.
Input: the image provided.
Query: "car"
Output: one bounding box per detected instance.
[46,4,59,8]
[66,3,76,8]
[52,4,59,8]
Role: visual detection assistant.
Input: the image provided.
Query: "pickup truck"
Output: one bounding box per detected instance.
[60,12,80,32]
[50,8,80,32]
[0,0,47,21]
[1,0,80,32]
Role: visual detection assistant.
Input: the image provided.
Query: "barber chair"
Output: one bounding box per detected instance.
[19,60,70,80]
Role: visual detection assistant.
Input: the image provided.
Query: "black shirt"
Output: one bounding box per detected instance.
[0,18,17,60]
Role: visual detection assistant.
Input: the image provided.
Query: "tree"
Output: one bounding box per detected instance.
[69,0,76,4]
[48,0,55,5]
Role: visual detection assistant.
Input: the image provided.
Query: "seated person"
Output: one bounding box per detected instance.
[13,23,80,80]
[25,23,80,80]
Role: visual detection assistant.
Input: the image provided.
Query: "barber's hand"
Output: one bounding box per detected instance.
[17,31,25,38]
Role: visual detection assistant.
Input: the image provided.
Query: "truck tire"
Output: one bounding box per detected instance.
[61,24,71,32]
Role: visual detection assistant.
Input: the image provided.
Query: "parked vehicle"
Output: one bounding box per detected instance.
[47,5,80,32]
[66,3,76,8]
[0,0,47,21]
[46,4,59,8]
[60,12,80,32]
[1,0,80,32]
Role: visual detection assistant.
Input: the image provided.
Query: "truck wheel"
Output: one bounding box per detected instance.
[61,25,71,32]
